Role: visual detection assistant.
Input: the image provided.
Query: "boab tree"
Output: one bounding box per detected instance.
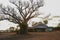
[0,0,44,34]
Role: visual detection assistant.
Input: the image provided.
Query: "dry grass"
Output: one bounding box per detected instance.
[0,31,60,40]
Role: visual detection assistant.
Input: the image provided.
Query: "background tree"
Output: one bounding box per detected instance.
[32,22,43,26]
[56,23,60,30]
[43,13,51,24]
[57,23,60,27]
[43,19,48,24]
[32,13,51,26]
[0,0,44,34]
[9,27,15,32]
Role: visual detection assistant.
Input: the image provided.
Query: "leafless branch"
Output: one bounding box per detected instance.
[0,0,44,24]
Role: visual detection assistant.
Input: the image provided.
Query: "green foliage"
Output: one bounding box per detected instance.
[32,22,38,26]
[9,27,15,32]
[32,22,43,26]
[43,20,48,24]
[57,23,60,27]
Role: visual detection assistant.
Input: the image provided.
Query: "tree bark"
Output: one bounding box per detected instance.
[18,22,28,35]
[20,26,28,34]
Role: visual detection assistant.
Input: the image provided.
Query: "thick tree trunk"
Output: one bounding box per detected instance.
[17,22,28,35]
[20,26,28,34]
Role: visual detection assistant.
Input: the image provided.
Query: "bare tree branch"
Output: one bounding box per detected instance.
[0,0,44,31]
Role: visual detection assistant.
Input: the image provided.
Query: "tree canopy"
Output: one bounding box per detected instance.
[0,0,44,34]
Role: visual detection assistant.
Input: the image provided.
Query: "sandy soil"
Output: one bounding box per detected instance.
[0,31,60,40]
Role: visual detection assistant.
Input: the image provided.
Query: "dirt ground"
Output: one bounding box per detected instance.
[0,31,60,40]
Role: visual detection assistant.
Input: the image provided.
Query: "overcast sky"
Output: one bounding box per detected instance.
[0,0,60,16]
[39,0,60,16]
[0,0,60,30]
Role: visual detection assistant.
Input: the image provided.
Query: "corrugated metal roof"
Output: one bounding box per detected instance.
[33,24,48,28]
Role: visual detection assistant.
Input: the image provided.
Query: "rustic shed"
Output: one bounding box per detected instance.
[32,24,48,32]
